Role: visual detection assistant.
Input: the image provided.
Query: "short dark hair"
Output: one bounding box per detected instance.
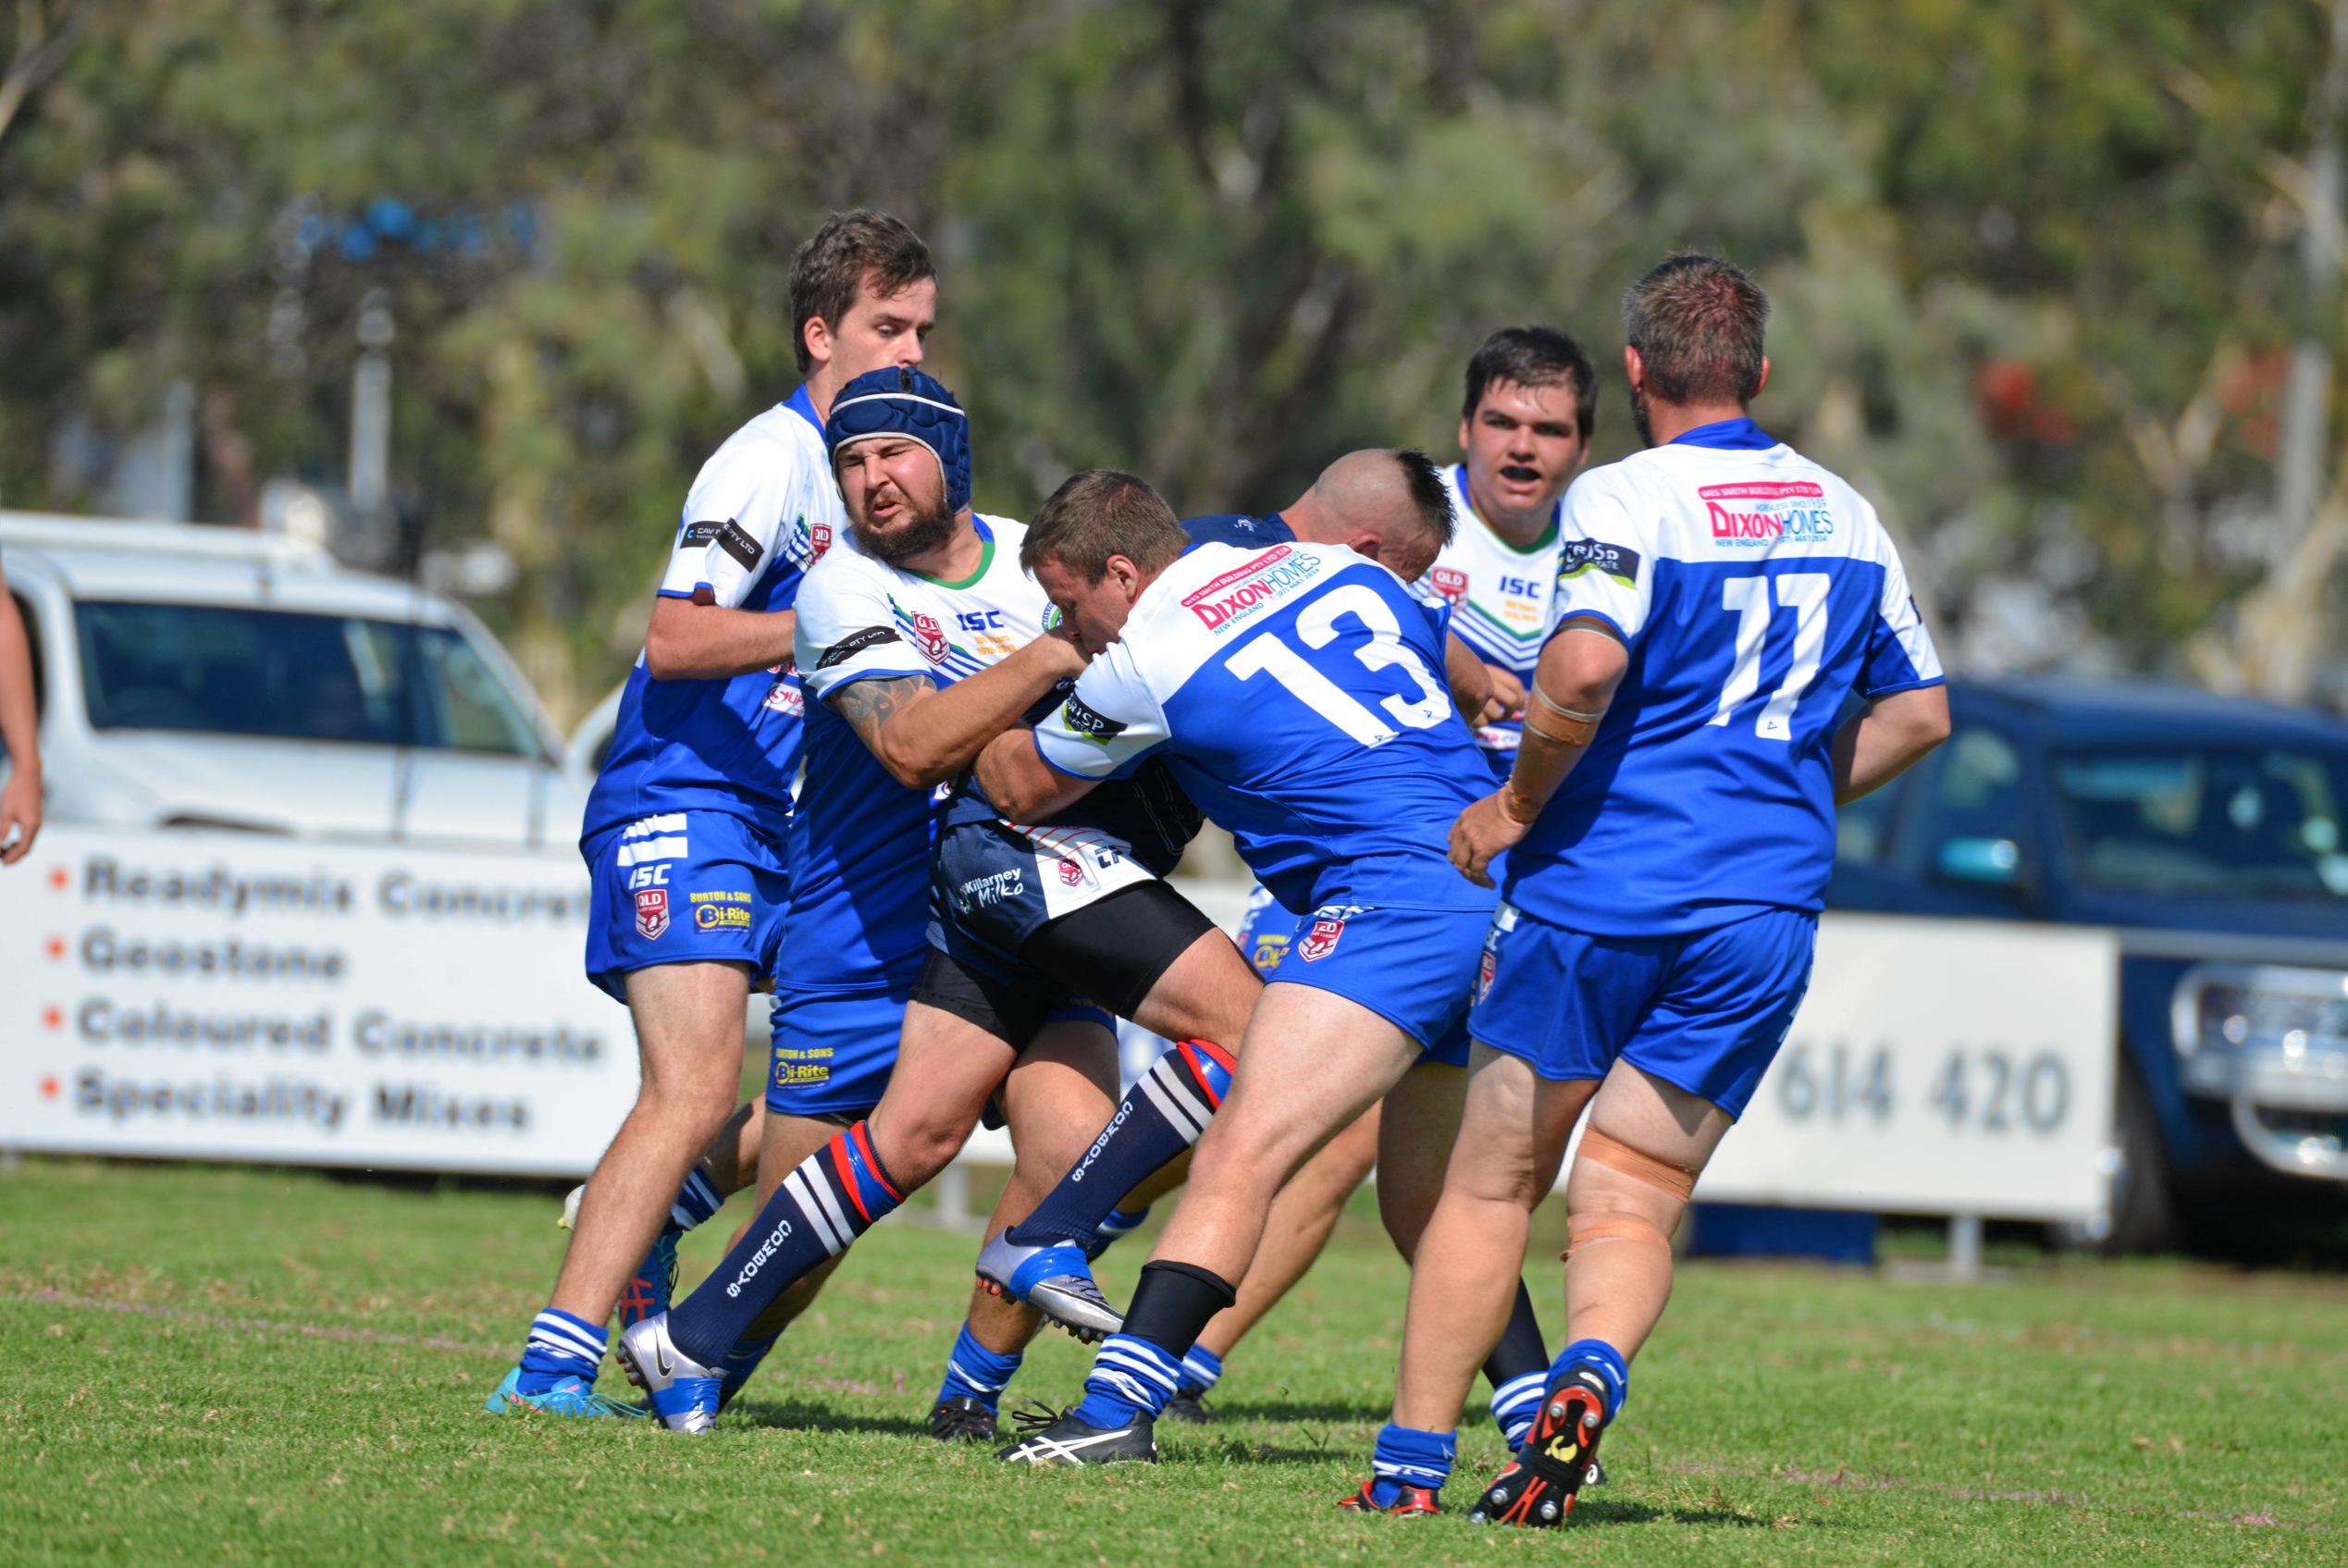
[1461,327,1599,443]
[788,210,935,376]
[1393,447,1455,549]
[1022,469,1187,582]
[1622,253,1769,406]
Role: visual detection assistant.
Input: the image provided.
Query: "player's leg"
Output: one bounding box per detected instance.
[1170,1102,1383,1420]
[1363,1050,1590,1512]
[933,1013,1122,1442]
[1000,983,1423,1464]
[1475,909,1814,1527]
[489,959,748,1415]
[620,989,1014,1430]
[709,1105,850,1411]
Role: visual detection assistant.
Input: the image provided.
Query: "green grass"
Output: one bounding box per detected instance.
[1,1158,2342,1566]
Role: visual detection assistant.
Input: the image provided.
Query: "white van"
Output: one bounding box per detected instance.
[0,512,586,851]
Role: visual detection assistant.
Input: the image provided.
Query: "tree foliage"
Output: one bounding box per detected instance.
[0,0,2342,716]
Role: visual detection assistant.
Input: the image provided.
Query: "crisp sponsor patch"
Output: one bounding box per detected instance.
[815,625,902,670]
[635,888,670,940]
[1698,480,1833,546]
[1557,537,1642,587]
[1059,692,1127,744]
[1180,544,1325,631]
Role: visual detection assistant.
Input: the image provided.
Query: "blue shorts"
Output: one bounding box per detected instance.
[1469,904,1818,1117]
[583,811,790,1004]
[766,975,914,1120]
[1260,894,1492,1055]
[1238,882,1477,1068]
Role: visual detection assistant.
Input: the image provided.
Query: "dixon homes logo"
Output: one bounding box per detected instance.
[1699,480,1835,547]
[1181,545,1323,631]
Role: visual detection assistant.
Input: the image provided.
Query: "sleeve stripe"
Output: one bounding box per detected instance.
[811,666,934,701]
[654,588,698,600]
[1859,673,1947,700]
[1542,609,1632,647]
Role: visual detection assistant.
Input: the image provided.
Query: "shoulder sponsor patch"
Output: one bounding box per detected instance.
[814,625,903,670]
[1557,537,1642,587]
[1060,692,1127,744]
[685,517,765,571]
[1697,480,1833,546]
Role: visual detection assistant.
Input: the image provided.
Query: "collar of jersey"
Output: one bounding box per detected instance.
[1667,416,1777,451]
[783,383,822,436]
[908,515,995,588]
[1451,463,1560,554]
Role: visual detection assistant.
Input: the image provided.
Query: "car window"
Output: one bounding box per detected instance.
[1892,724,2031,876]
[2055,747,2348,900]
[77,600,546,759]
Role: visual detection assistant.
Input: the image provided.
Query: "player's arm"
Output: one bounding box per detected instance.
[1832,683,1949,802]
[1449,620,1628,887]
[0,559,42,864]
[831,634,1087,792]
[1441,632,1497,725]
[643,594,796,681]
[974,726,1099,821]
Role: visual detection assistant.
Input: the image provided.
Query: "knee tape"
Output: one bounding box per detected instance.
[1576,1128,1699,1203]
[1563,1210,1672,1265]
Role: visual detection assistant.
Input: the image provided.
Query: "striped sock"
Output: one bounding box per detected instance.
[1008,1040,1234,1248]
[1176,1344,1222,1399]
[671,1167,724,1230]
[935,1320,1023,1413]
[514,1308,604,1394]
[1489,1370,1548,1446]
[665,1122,902,1367]
[1070,1333,1186,1428]
[1084,1205,1151,1261]
[1551,1337,1629,1421]
[1369,1422,1457,1506]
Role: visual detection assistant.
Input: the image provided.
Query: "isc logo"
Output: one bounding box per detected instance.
[1498,574,1542,598]
[957,609,1005,632]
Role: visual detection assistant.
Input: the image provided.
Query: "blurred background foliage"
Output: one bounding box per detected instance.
[2,0,2344,721]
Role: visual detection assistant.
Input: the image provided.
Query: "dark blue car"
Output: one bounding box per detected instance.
[1827,677,2348,1250]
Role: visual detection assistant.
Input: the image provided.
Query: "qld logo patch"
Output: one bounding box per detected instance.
[912,611,948,662]
[1477,949,1497,1004]
[1057,858,1083,887]
[1429,565,1469,605]
[635,887,671,940]
[809,522,834,560]
[1298,916,1345,962]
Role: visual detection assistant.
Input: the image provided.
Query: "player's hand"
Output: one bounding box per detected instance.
[1484,665,1526,723]
[1029,626,1090,678]
[0,766,42,865]
[1449,791,1529,888]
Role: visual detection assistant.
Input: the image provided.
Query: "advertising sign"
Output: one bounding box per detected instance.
[1,827,634,1176]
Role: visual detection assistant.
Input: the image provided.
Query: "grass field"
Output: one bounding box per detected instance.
[1,1158,2342,1566]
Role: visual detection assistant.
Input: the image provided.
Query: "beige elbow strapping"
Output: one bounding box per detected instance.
[1523,684,1603,747]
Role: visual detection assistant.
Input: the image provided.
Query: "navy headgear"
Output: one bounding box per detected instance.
[825,366,970,514]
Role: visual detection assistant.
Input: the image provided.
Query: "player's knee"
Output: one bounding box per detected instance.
[876,1109,977,1190]
[1564,1127,1701,1241]
[1562,1207,1674,1265]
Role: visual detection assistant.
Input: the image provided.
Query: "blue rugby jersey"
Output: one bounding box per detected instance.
[583,387,839,845]
[1032,538,1489,915]
[786,515,1051,989]
[1504,417,1944,936]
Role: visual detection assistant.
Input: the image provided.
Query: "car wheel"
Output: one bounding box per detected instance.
[2051,1056,2177,1255]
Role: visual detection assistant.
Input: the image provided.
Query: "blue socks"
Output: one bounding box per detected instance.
[719,1333,780,1407]
[1551,1337,1629,1421]
[1071,1333,1187,1428]
[671,1167,724,1230]
[1176,1344,1222,1401]
[1369,1423,1456,1506]
[515,1308,605,1395]
[1489,1369,1548,1447]
[1085,1205,1152,1261]
[935,1320,1024,1412]
[667,1122,903,1367]
[1009,1041,1234,1248]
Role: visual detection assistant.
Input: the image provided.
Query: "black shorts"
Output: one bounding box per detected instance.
[910,945,1114,1055]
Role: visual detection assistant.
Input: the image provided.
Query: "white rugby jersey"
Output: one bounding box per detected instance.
[1506,417,1943,937]
[1421,463,1566,777]
[786,515,1051,988]
[583,386,841,844]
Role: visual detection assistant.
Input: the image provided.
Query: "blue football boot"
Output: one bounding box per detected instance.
[613,1314,723,1434]
[975,1228,1120,1340]
[481,1365,643,1418]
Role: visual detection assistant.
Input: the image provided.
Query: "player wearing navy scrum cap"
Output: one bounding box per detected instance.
[484,211,934,1418]
[612,366,1142,1433]
[1373,254,1948,1524]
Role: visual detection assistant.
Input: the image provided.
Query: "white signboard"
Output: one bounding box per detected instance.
[1696,915,2117,1221]
[1,826,636,1176]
